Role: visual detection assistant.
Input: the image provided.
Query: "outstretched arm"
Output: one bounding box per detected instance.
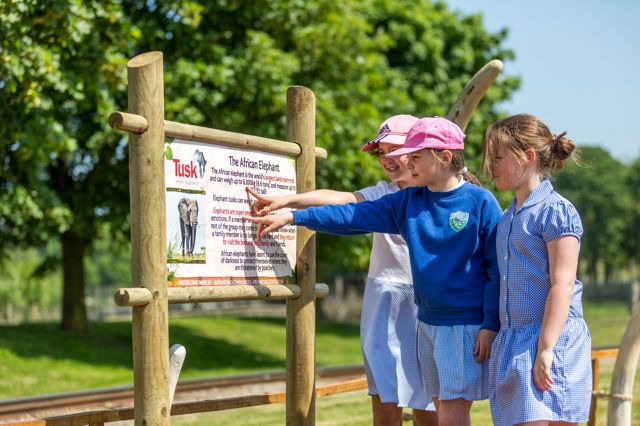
[244,212,294,240]
[533,235,578,391]
[246,187,362,216]
[245,191,405,240]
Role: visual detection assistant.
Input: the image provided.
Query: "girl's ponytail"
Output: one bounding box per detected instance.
[550,131,577,170]
[451,153,482,187]
[461,168,482,186]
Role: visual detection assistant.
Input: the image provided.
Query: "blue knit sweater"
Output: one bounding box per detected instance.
[293,182,502,331]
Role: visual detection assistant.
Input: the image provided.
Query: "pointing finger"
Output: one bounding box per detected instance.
[258,206,272,216]
[243,215,264,223]
[245,186,262,200]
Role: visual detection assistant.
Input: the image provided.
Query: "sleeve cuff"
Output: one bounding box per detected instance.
[481,314,500,332]
[291,209,308,224]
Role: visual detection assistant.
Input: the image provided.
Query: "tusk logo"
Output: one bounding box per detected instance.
[449,211,469,232]
[193,150,207,179]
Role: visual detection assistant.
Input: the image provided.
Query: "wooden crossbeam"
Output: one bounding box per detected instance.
[108,111,327,160]
[114,283,330,307]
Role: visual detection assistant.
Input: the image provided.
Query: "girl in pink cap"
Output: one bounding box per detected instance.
[245,116,502,426]
[246,114,437,425]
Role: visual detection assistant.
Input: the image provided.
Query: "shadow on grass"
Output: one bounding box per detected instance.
[0,322,133,367]
[167,322,285,371]
[0,320,283,371]
[236,317,360,338]
[0,315,359,372]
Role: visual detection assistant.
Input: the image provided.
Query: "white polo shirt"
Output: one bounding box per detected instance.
[356,181,413,285]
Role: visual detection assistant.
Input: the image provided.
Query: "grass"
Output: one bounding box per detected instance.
[0,313,361,399]
[0,300,637,425]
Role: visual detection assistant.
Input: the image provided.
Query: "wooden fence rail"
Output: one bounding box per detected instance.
[6,346,623,426]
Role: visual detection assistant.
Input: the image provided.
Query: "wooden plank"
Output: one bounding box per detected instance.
[171,392,287,416]
[591,346,619,360]
[315,378,367,398]
[114,283,330,306]
[20,377,367,425]
[588,358,600,426]
[108,111,328,160]
[127,51,170,426]
[113,287,151,306]
[167,284,300,303]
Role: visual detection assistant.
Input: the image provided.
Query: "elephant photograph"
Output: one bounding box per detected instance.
[166,191,206,263]
[178,197,199,256]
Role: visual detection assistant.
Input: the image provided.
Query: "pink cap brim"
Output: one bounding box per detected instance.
[384,145,425,157]
[361,133,407,152]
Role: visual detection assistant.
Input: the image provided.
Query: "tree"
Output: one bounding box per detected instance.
[0,1,136,332]
[624,159,640,272]
[1,0,518,332]
[555,147,634,283]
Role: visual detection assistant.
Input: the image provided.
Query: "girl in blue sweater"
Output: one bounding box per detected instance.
[245,117,502,425]
[248,114,437,425]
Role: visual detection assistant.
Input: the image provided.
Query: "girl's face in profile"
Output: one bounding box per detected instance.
[405,148,443,187]
[377,142,414,187]
[491,144,525,190]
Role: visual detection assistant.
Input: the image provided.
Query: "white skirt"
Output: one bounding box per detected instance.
[361,278,433,410]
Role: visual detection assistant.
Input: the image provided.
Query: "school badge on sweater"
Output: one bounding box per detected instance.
[449,211,469,232]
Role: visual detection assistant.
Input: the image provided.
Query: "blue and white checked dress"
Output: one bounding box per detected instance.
[489,179,592,425]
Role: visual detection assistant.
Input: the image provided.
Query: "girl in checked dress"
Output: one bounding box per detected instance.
[483,114,592,425]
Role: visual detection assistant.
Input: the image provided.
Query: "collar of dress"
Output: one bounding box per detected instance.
[507,177,554,214]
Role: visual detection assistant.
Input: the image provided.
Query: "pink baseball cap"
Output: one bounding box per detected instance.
[386,116,465,157]
[361,114,420,152]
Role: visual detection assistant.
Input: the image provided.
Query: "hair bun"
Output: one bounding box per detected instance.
[551,131,576,164]
[553,131,567,145]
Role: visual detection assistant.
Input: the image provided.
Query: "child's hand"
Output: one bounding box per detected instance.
[473,329,497,362]
[243,212,294,241]
[533,349,554,391]
[246,187,287,216]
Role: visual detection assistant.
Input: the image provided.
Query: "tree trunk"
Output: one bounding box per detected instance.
[588,257,598,283]
[604,262,613,284]
[61,230,89,334]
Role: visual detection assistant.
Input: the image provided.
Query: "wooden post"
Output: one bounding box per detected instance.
[446,59,503,131]
[588,358,599,426]
[608,307,640,425]
[285,86,316,425]
[127,51,170,426]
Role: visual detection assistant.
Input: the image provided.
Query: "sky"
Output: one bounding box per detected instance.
[446,0,640,163]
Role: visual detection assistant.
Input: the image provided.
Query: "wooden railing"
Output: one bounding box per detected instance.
[6,345,622,426]
[589,345,621,426]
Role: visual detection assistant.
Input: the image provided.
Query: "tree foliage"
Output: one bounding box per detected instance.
[624,159,640,268]
[1,0,136,332]
[1,0,519,330]
[555,147,635,282]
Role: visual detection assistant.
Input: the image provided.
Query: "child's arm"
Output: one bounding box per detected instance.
[244,192,405,240]
[533,235,579,391]
[474,195,502,362]
[244,212,295,240]
[246,187,362,216]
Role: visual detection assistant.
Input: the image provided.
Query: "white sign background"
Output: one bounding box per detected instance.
[165,139,297,286]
